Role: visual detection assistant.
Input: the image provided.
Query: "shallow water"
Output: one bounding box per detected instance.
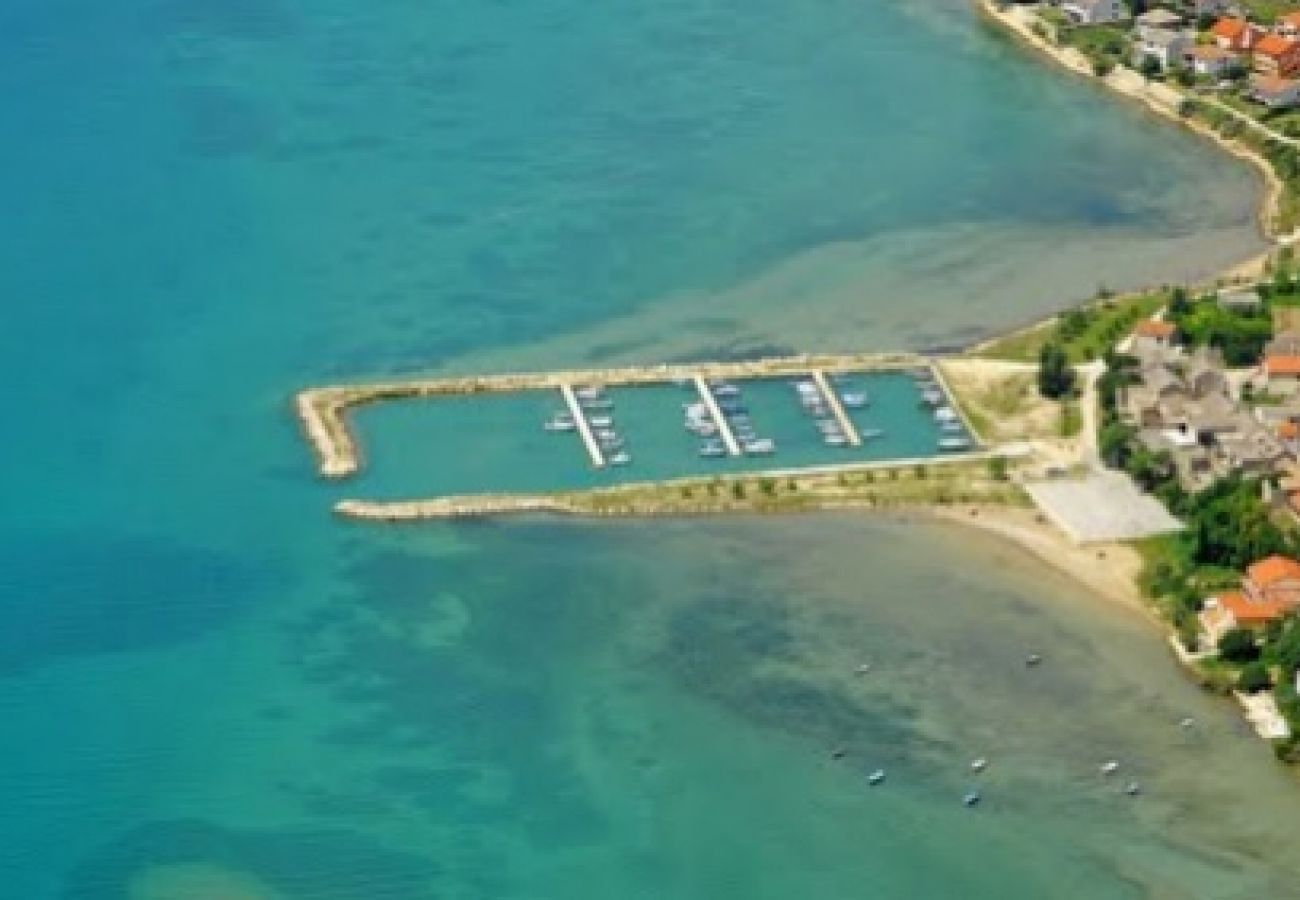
[0,0,1294,896]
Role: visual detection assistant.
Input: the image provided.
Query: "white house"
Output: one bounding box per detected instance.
[1063,0,1128,25]
[1251,74,1300,110]
[1138,29,1193,70]
[1185,44,1242,78]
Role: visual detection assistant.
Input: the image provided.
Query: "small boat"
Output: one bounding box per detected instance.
[1025,653,1043,667]
[934,406,958,423]
[575,385,605,401]
[580,397,614,411]
[699,440,727,459]
[719,401,748,416]
[599,438,625,451]
[742,438,776,456]
[830,746,847,760]
[543,413,576,432]
[855,663,871,675]
[1100,760,1120,776]
[963,790,982,808]
[589,415,614,429]
[608,451,631,466]
[687,422,718,437]
[860,428,885,440]
[940,420,965,434]
[867,769,886,786]
[920,389,944,407]
[1124,781,1141,797]
[970,758,988,773]
[1179,717,1195,729]
[711,382,741,398]
[824,433,848,447]
[594,428,618,441]
[938,436,972,452]
[840,391,869,409]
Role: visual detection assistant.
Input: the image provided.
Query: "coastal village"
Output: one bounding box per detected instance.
[292,0,1300,769]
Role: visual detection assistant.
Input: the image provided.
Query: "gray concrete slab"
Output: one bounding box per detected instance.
[1024,472,1182,544]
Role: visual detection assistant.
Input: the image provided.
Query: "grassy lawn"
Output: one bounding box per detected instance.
[1059,400,1082,438]
[975,291,1167,363]
[1240,0,1300,25]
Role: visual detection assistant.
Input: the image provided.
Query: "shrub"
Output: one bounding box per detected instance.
[1218,627,1261,664]
[1238,661,1272,694]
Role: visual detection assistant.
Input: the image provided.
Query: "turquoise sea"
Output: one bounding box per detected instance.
[3,0,1299,897]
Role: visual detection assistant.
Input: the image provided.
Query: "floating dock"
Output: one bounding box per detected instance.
[560,384,606,467]
[811,370,861,447]
[693,376,741,457]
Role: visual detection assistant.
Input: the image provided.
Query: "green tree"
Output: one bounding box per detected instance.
[1238,661,1272,694]
[1139,55,1161,80]
[1037,342,1076,399]
[1218,627,1261,664]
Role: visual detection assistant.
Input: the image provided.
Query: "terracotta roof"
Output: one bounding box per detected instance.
[1135,319,1176,338]
[1218,591,1289,625]
[1267,355,1300,376]
[1248,555,1300,588]
[1187,45,1238,61]
[1253,74,1299,93]
[1212,17,1250,40]
[1280,421,1300,440]
[1280,12,1300,28]
[1255,34,1298,58]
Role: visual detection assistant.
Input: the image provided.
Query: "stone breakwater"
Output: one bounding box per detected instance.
[332,452,1021,522]
[295,351,925,479]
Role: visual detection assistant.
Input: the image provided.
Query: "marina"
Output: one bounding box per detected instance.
[300,354,983,511]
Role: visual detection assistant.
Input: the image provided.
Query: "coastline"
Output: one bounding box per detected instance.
[975,0,1290,263]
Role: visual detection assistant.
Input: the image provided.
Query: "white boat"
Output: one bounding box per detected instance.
[940,420,965,434]
[1100,760,1120,776]
[609,451,631,466]
[867,769,886,786]
[580,397,613,411]
[594,428,618,441]
[686,422,718,437]
[1124,781,1141,797]
[575,385,605,401]
[742,438,776,456]
[934,407,958,424]
[938,436,972,452]
[920,388,944,406]
[589,415,614,429]
[970,758,988,773]
[711,382,741,398]
[860,428,885,440]
[824,433,848,447]
[794,380,818,394]
[840,391,868,409]
[963,790,981,808]
[699,440,727,459]
[543,413,576,432]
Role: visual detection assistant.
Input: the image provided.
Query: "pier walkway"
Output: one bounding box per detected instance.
[560,384,606,468]
[811,371,861,447]
[694,376,741,456]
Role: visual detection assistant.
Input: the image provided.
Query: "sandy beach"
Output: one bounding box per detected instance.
[923,504,1158,622]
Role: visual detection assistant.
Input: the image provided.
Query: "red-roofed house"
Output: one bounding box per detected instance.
[1253,34,1300,77]
[1246,555,1300,605]
[1277,11,1300,38]
[1131,318,1177,355]
[1212,17,1263,51]
[1250,74,1300,109]
[1200,555,1300,644]
[1200,591,1289,643]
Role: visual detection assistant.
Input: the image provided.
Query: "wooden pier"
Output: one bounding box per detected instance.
[560,384,606,467]
[812,370,862,447]
[693,375,741,457]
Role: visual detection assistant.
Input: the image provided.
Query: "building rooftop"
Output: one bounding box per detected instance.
[1247,555,1300,589]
